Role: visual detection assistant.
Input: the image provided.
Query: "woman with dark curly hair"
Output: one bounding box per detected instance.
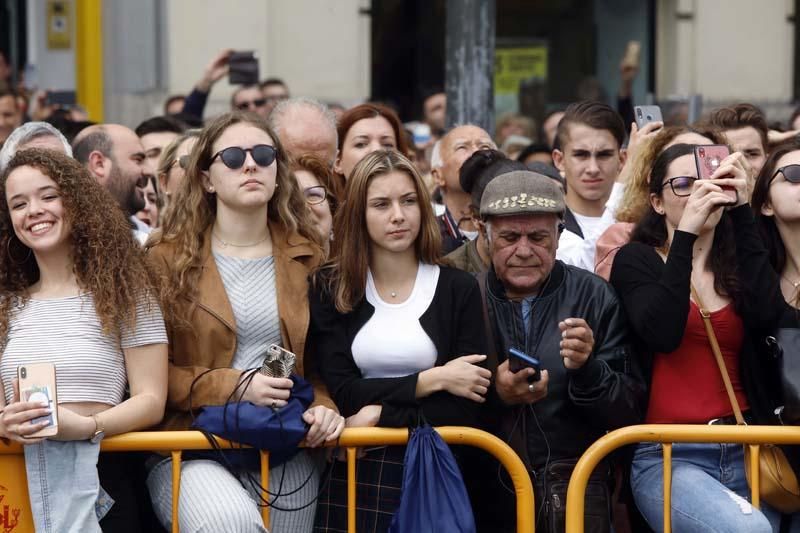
[610,143,786,532]
[146,112,343,532]
[0,149,168,533]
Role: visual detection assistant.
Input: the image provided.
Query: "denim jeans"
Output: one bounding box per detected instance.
[629,441,792,533]
[24,439,114,533]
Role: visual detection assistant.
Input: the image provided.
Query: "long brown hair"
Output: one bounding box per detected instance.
[150,112,321,322]
[751,139,800,308]
[0,149,162,342]
[324,149,440,313]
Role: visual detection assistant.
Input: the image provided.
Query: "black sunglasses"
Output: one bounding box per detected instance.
[169,155,190,171]
[235,98,267,110]
[771,164,800,184]
[206,145,278,170]
[660,176,698,197]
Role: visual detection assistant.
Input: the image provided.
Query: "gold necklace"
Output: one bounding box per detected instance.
[213,232,269,248]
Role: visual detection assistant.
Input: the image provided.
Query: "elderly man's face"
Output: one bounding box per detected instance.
[435,125,495,193]
[489,213,560,298]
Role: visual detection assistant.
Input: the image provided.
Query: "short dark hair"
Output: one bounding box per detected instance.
[459,148,526,208]
[134,115,186,138]
[72,128,112,164]
[705,103,769,151]
[260,78,287,91]
[555,101,625,151]
[516,143,552,163]
[0,87,17,104]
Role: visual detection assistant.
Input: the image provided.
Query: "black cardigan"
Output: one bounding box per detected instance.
[307,265,488,428]
[610,205,784,423]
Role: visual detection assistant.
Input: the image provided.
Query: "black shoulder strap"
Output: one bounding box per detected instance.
[477,272,499,373]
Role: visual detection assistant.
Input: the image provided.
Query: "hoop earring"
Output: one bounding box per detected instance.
[6,239,31,265]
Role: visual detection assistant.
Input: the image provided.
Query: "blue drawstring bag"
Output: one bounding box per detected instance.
[389,425,477,533]
[191,374,314,467]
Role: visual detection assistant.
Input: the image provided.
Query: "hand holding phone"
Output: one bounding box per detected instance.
[508,348,541,382]
[634,105,663,130]
[16,363,59,438]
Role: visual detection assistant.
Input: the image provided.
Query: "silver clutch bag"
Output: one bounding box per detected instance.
[259,344,296,378]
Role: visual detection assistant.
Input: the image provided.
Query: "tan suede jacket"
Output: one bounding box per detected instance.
[149,223,336,431]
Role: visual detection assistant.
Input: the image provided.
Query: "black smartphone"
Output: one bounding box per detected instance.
[508,348,541,381]
[228,51,259,85]
[46,90,77,107]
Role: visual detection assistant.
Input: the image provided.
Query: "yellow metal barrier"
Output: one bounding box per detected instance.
[565,424,800,533]
[0,426,535,533]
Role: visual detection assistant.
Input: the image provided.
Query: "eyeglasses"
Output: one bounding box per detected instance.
[169,155,190,171]
[206,145,278,170]
[303,185,327,205]
[771,164,800,184]
[235,98,267,110]
[660,176,698,197]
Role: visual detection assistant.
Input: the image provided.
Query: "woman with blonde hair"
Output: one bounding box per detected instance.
[146,111,343,533]
[309,149,490,531]
[0,149,168,532]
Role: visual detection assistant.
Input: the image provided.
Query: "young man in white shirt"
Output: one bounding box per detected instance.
[552,101,627,271]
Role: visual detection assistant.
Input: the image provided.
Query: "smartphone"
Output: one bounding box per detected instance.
[634,105,663,129]
[228,51,259,85]
[508,348,541,382]
[622,40,641,69]
[259,344,296,378]
[17,363,58,438]
[694,145,737,203]
[45,90,76,107]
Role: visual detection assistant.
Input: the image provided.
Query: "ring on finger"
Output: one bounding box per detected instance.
[528,383,535,393]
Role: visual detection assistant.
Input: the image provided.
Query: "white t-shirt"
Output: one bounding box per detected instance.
[557,182,624,271]
[351,263,439,378]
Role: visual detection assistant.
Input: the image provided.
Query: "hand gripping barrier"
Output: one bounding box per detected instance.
[0,426,535,533]
[564,424,800,533]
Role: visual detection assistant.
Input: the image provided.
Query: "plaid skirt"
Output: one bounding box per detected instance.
[313,445,406,533]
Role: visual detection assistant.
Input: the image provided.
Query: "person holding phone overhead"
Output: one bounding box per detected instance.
[610,143,787,532]
[0,149,168,533]
[146,112,343,533]
[308,150,490,532]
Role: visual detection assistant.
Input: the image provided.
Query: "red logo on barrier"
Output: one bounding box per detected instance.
[0,486,20,533]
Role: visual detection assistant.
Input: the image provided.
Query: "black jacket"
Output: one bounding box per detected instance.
[307,265,488,428]
[484,261,645,470]
[610,205,785,425]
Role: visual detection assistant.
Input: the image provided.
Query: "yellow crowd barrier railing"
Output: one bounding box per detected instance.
[0,426,535,533]
[565,424,800,533]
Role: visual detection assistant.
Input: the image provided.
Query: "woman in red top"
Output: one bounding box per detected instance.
[611,142,785,532]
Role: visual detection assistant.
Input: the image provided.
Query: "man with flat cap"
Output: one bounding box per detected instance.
[475,170,644,532]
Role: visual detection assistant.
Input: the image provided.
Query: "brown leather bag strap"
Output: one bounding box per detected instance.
[690,284,746,425]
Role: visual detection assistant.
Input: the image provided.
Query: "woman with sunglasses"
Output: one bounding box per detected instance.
[610,144,786,532]
[146,112,344,533]
[309,150,489,532]
[156,129,201,208]
[290,155,337,256]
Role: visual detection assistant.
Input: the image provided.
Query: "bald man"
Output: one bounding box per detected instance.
[73,124,149,241]
[432,124,496,253]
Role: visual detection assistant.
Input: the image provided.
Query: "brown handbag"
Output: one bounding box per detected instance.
[692,285,800,513]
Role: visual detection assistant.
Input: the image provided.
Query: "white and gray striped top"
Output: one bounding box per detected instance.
[1,293,167,405]
[214,253,282,371]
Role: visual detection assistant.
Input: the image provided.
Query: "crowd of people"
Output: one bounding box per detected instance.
[0,47,799,533]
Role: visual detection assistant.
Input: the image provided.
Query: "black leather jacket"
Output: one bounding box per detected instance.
[483,260,645,470]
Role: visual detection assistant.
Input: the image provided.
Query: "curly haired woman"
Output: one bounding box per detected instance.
[0,149,168,533]
[146,112,343,533]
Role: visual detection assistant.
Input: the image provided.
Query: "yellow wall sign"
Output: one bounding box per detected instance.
[47,0,72,50]
[494,46,548,95]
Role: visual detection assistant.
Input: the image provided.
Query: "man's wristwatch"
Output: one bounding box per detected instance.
[90,414,105,444]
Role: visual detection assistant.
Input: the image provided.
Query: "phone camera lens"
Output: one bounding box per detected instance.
[646,114,653,120]
[636,109,642,117]
[20,367,26,379]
